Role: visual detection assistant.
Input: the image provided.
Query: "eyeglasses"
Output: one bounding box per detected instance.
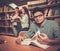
[33,14,43,19]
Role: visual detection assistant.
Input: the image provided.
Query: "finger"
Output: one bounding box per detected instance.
[37,37,41,42]
[37,38,44,44]
[41,33,47,37]
[38,34,46,40]
[17,37,22,41]
[16,39,21,44]
[38,34,43,38]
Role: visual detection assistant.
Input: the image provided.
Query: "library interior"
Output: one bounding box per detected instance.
[0,0,60,51]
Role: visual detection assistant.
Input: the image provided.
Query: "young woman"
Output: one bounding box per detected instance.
[20,6,30,31]
[10,7,22,36]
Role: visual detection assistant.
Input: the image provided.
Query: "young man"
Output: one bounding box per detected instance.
[17,7,60,45]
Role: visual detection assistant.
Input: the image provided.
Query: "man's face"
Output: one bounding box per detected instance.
[33,11,45,24]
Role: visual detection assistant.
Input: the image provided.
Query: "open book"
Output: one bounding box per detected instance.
[21,30,50,49]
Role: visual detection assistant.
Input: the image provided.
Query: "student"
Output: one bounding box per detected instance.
[17,7,60,45]
[10,7,22,36]
[20,6,30,31]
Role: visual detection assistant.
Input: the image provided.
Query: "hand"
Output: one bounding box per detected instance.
[16,35,26,44]
[37,33,50,44]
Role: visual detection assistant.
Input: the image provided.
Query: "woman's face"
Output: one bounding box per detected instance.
[15,8,19,13]
[21,8,25,14]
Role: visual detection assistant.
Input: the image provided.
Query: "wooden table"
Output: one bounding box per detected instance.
[0,35,60,51]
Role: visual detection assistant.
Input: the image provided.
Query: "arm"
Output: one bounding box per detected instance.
[16,22,36,44]
[48,39,60,45]
[16,32,27,44]
[49,22,60,45]
[37,33,60,45]
[37,21,60,45]
[26,22,36,38]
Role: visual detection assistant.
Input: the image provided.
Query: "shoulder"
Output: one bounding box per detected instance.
[30,22,36,26]
[46,20,59,28]
[46,20,57,24]
[29,22,38,29]
[46,20,55,23]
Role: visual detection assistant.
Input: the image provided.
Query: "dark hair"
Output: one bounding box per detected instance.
[14,7,22,16]
[32,7,44,15]
[22,6,29,17]
[15,7,19,10]
[22,6,30,27]
[19,10,22,16]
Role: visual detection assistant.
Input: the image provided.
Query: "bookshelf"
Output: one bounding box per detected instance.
[28,3,60,10]
[0,16,14,36]
[28,3,60,18]
[46,15,60,19]
[28,1,60,26]
[0,0,60,36]
[0,6,14,36]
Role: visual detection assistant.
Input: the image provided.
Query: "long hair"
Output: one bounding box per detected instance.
[14,7,22,17]
[22,6,30,27]
[22,6,30,17]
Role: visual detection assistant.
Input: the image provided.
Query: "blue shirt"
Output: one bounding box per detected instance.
[26,20,60,39]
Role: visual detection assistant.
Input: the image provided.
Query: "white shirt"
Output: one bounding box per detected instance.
[20,14,29,28]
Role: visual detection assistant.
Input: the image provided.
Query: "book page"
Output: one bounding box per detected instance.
[31,40,50,49]
[21,38,50,49]
[21,30,40,45]
[21,38,32,45]
[21,30,50,49]
[32,30,41,39]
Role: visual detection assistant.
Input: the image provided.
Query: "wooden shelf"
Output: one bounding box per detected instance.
[29,3,60,10]
[0,10,14,13]
[0,26,12,28]
[0,33,14,36]
[46,15,60,19]
[6,10,14,13]
[0,19,10,20]
[0,1,60,36]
